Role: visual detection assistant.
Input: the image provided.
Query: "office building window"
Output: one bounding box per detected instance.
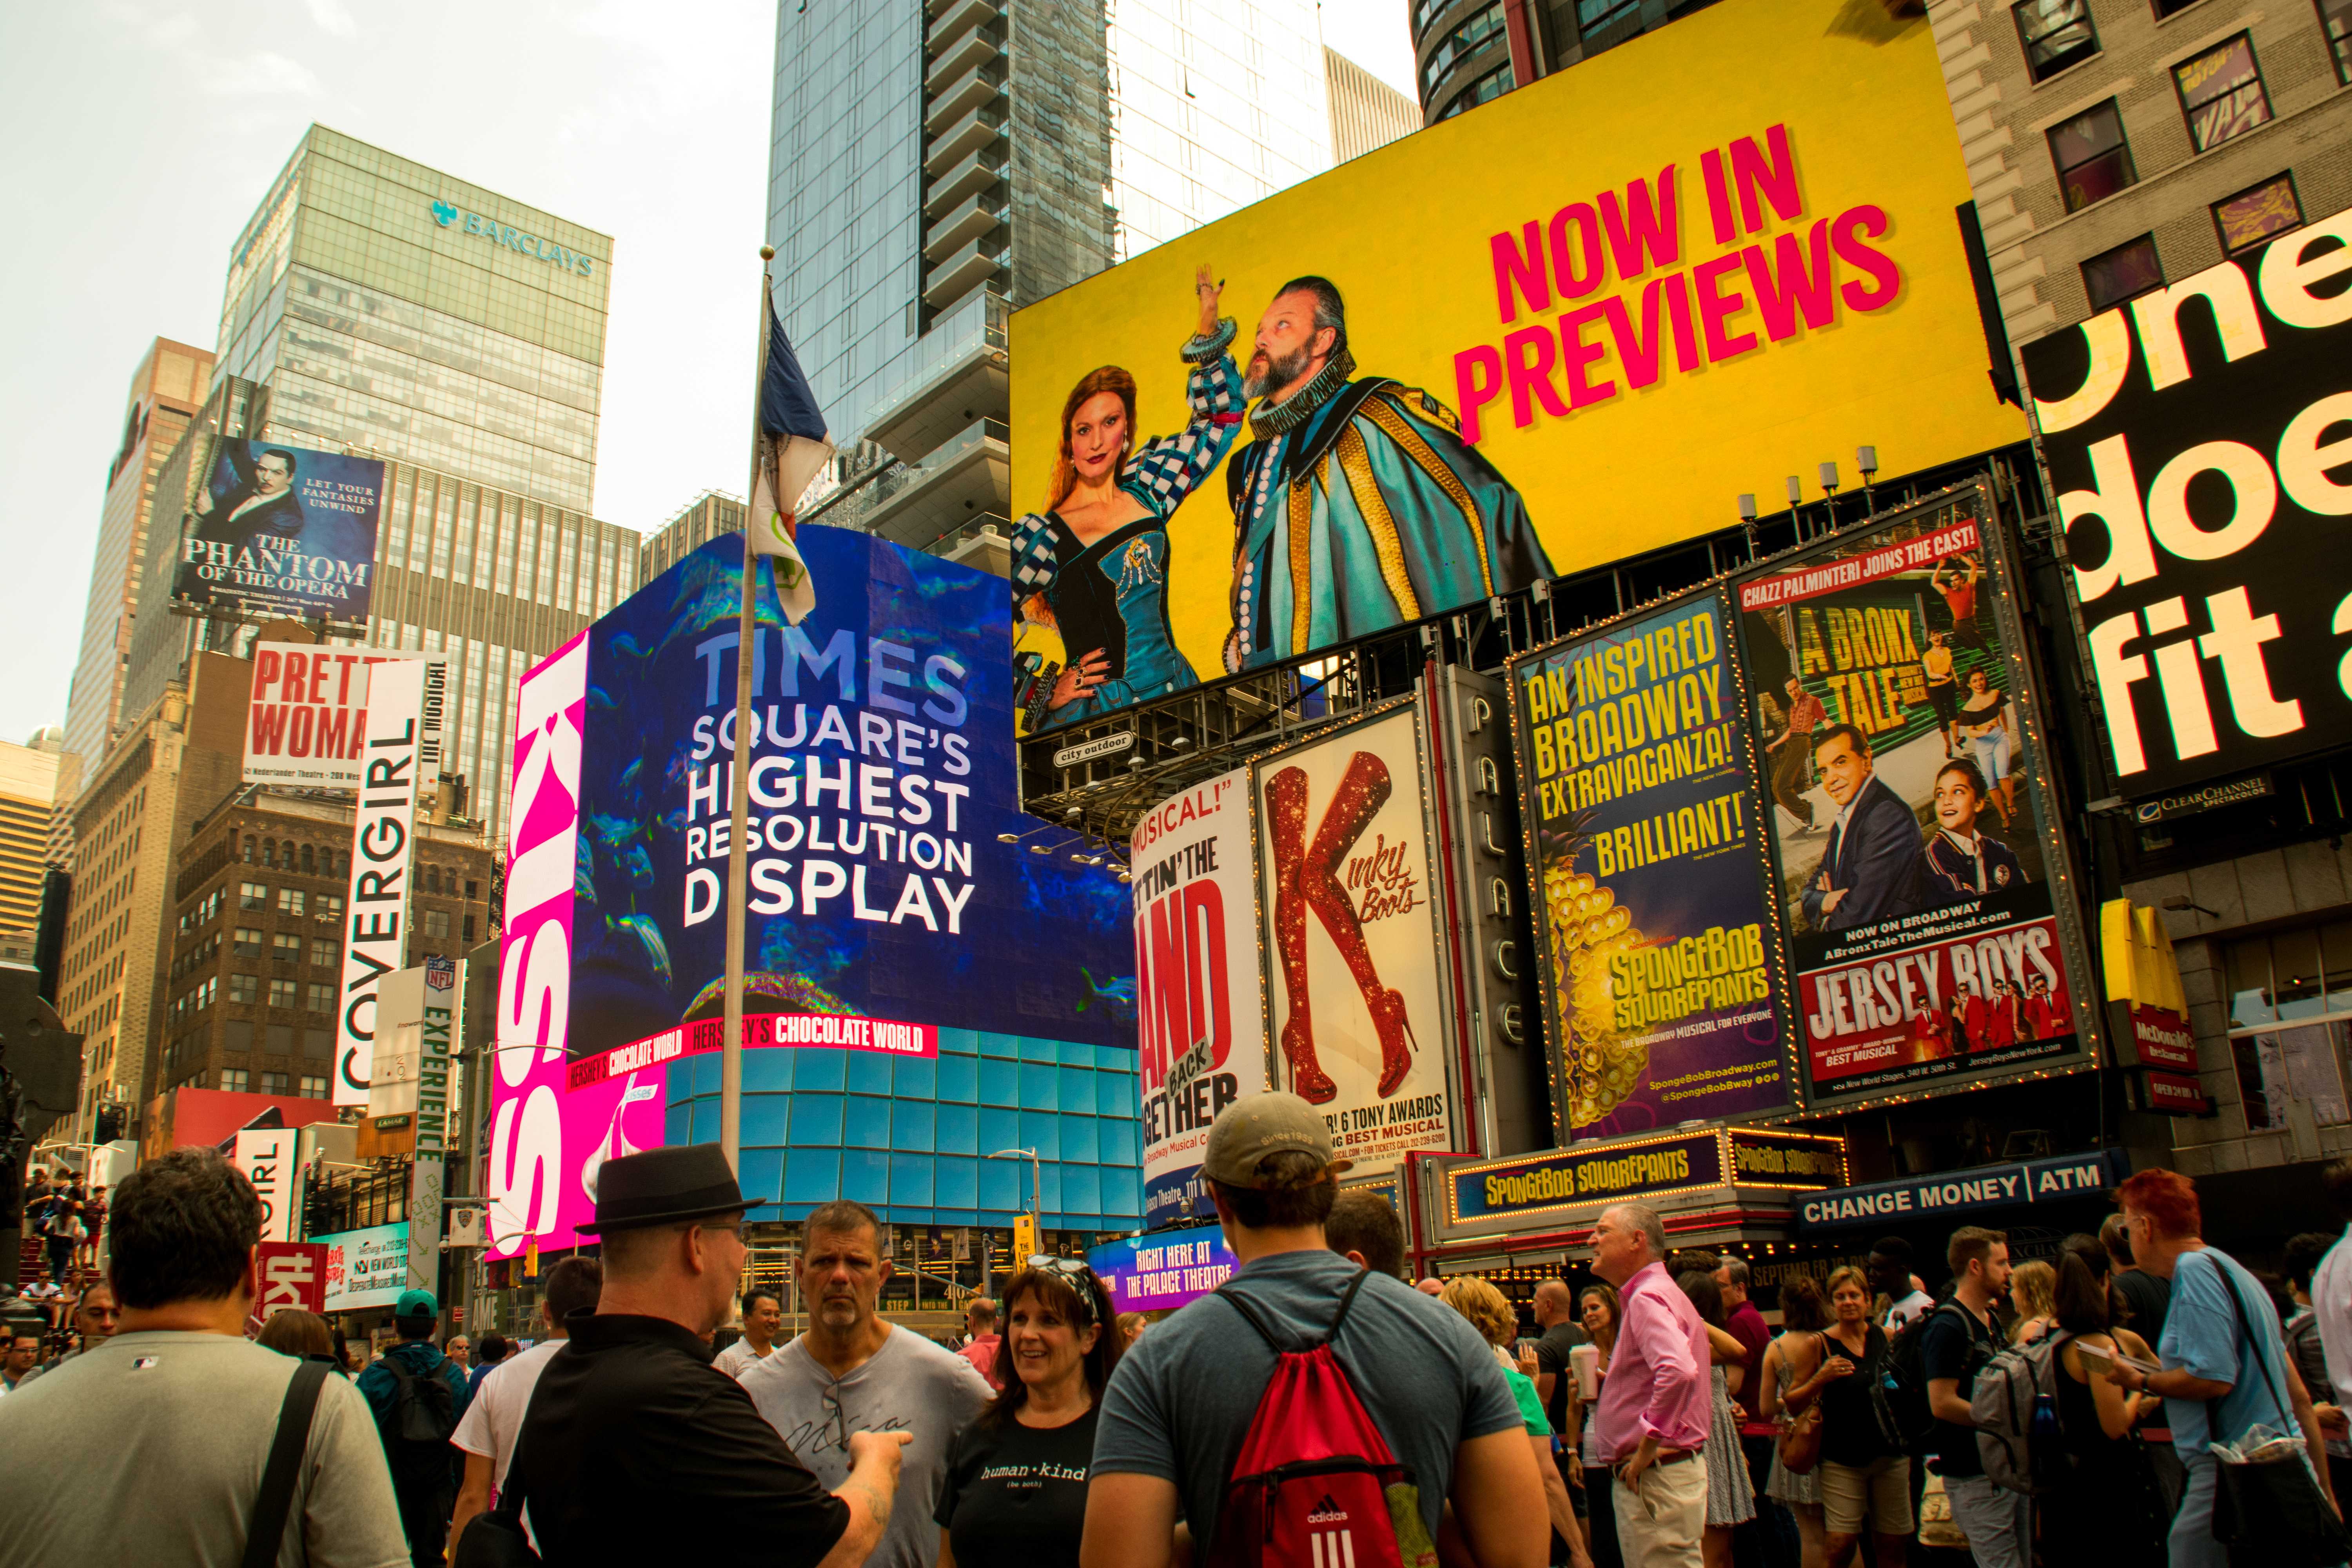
[2324,0,2352,85]
[304,1027,333,1060]
[272,932,301,961]
[307,982,335,1013]
[269,978,298,1008]
[1437,61,1512,120]
[2049,100,2136,212]
[1423,3,1504,96]
[278,887,306,916]
[1577,0,1640,31]
[318,893,343,922]
[229,973,261,1004]
[233,926,263,956]
[2175,35,2271,152]
[2153,0,2205,13]
[310,937,337,967]
[2225,919,2352,1127]
[220,1069,249,1094]
[299,1075,328,1098]
[240,881,268,909]
[423,909,451,938]
[2214,174,2303,255]
[1412,0,1451,39]
[2014,0,2100,80]
[2082,234,2165,312]
[261,1072,289,1096]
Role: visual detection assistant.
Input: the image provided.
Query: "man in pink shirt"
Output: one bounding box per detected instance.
[1590,1203,1710,1568]
[958,1297,1003,1390]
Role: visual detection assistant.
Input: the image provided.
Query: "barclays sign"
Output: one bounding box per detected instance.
[429,200,593,278]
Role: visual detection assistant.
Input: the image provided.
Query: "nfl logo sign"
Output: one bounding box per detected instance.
[426,956,456,993]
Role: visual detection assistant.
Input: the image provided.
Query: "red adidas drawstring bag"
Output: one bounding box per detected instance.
[1207,1270,1437,1568]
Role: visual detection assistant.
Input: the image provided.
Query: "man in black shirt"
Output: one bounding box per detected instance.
[502,1145,909,1567]
[1921,1226,2024,1568]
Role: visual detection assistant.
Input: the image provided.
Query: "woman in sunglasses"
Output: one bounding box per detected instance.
[935,1258,1123,1568]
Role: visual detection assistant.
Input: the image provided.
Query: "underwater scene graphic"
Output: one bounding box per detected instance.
[566,528,1135,1079]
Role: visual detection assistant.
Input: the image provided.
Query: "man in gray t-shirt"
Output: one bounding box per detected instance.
[1082,1094,1542,1568]
[0,1148,407,1568]
[739,1200,994,1568]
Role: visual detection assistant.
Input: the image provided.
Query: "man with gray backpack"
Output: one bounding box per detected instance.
[1918,1228,2027,1568]
[358,1287,474,1568]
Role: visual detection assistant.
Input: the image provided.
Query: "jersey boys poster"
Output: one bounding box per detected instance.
[1131,768,1269,1227]
[563,531,1133,1087]
[1734,484,2092,1102]
[1254,702,1459,1176]
[1509,592,1794,1137]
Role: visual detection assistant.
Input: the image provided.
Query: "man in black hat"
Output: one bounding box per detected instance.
[499,1144,909,1566]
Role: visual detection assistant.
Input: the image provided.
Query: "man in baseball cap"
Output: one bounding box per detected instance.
[356,1286,472,1567]
[497,1144,909,1567]
[1081,1093,1545,1568]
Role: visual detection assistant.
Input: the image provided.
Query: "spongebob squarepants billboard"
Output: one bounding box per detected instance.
[1508,591,1797,1137]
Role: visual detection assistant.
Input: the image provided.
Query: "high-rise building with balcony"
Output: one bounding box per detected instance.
[1411,0,1730,124]
[212,125,609,514]
[62,338,216,773]
[766,0,1338,561]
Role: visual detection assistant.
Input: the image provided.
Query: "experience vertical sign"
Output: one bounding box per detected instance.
[335,658,443,1106]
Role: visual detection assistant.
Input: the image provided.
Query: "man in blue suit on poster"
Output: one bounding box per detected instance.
[1802,723,1930,931]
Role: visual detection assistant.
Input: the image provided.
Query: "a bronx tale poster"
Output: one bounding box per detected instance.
[1131,767,1267,1228]
[1509,591,1795,1138]
[1733,483,2096,1105]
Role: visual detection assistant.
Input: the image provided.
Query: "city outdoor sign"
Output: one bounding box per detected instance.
[429,200,595,277]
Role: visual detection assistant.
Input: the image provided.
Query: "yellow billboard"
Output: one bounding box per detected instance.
[1008,0,2025,736]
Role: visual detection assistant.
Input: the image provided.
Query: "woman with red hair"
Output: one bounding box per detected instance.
[2105,1167,2342,1568]
[1011,265,1243,732]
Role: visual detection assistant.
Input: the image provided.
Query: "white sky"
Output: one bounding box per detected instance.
[0,0,1415,746]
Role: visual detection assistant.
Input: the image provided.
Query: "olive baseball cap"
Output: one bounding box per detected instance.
[1202,1091,1353,1186]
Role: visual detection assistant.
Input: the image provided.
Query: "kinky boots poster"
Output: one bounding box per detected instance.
[1254,701,1460,1176]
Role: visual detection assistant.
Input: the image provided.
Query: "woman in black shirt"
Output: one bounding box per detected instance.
[1780,1266,1907,1568]
[936,1259,1122,1568]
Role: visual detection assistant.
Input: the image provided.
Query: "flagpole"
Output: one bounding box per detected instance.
[721,247,776,1175]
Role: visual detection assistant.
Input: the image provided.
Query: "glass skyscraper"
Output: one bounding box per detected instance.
[213,125,608,514]
[766,0,1338,458]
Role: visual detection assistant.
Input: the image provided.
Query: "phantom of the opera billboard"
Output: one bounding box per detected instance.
[2021,201,2352,800]
[1004,0,2023,735]
[487,531,1136,1257]
[174,438,384,622]
[1732,483,2099,1106]
[1508,592,1798,1138]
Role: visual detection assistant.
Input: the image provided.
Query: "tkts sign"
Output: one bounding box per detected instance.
[2023,204,2352,797]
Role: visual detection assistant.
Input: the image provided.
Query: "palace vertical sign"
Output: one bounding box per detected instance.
[334,658,446,1106]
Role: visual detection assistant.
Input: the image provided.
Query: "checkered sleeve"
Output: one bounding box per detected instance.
[1122,348,1245,519]
[1009,511,1057,605]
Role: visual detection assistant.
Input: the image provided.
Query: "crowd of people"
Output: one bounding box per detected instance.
[4,1103,2352,1568]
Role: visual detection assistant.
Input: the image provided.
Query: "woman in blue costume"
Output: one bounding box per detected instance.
[1013,265,1244,733]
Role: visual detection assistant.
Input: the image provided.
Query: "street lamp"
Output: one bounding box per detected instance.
[985,1146,1042,1276]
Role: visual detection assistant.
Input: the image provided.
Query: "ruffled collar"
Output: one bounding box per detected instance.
[1249,348,1357,439]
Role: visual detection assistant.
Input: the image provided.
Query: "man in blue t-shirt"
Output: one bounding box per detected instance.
[2103,1169,2338,1568]
[1083,1094,1544,1568]
[1922,1227,2025,1568]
